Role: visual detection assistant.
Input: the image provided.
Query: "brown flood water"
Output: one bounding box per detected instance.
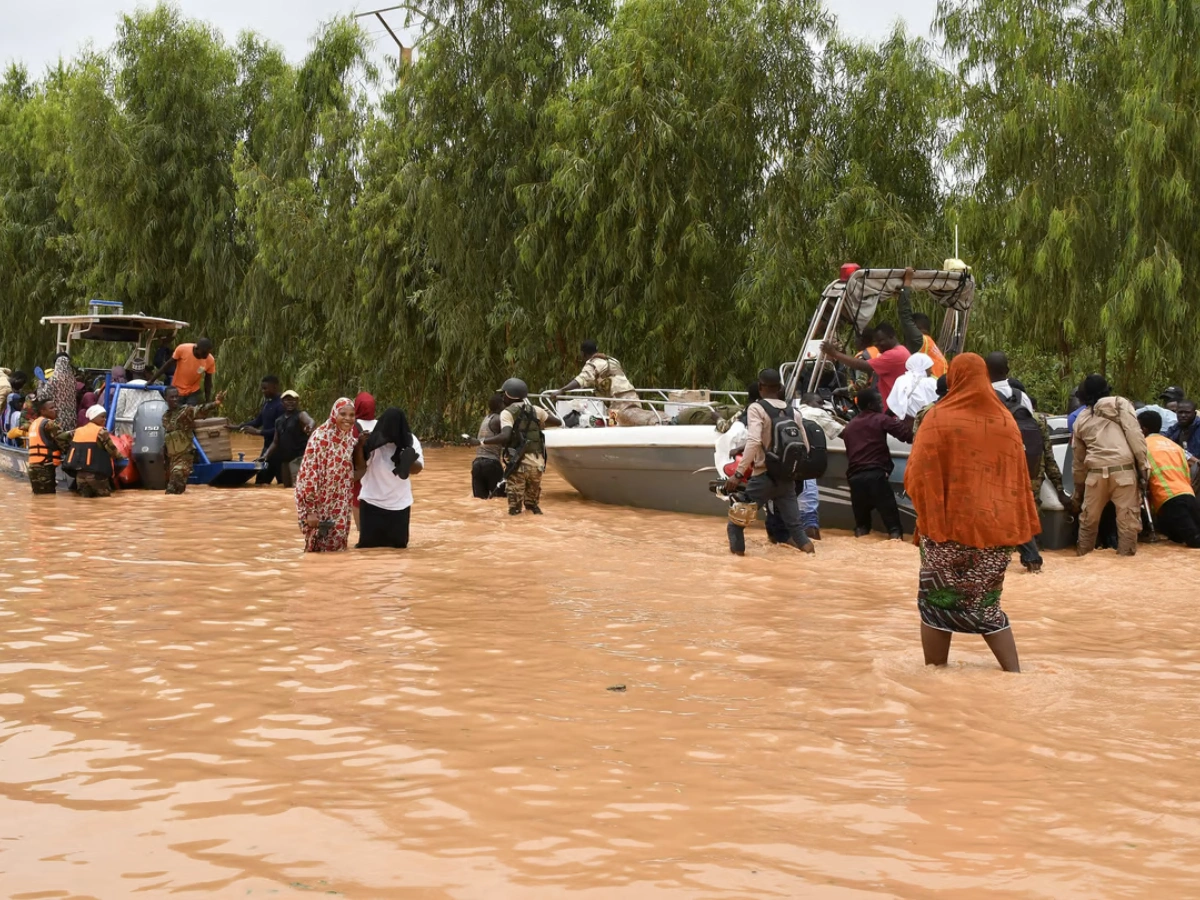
[1,446,1198,899]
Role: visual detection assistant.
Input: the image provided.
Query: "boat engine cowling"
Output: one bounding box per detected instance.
[132,399,169,491]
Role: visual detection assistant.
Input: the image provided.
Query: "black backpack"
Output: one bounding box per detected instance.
[998,388,1043,479]
[758,400,828,481]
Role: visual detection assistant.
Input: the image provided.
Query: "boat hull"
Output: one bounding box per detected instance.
[546,425,1074,548]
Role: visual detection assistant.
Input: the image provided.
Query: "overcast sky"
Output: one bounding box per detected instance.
[2,0,939,77]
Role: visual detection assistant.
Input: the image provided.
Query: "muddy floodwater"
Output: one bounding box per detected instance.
[1,447,1198,898]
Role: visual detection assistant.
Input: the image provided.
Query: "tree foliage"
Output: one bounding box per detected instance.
[1,0,1198,428]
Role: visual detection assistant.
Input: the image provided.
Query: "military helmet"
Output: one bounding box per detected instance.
[501,378,529,401]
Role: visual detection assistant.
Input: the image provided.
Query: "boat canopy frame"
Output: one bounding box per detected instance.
[534,388,748,425]
[784,268,975,400]
[39,314,189,372]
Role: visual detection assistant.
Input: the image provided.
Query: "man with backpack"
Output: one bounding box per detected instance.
[840,389,914,539]
[727,369,825,556]
[986,352,1034,413]
[478,378,562,516]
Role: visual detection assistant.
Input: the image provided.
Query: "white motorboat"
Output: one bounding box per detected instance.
[541,266,1077,548]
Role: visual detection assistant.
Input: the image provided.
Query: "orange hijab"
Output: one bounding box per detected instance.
[904,353,1040,548]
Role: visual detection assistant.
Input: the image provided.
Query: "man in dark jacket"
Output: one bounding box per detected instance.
[840,389,914,539]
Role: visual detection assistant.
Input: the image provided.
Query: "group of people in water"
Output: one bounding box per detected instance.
[8,275,1200,676]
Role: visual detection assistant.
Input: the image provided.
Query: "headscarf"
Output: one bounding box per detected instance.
[364,406,415,478]
[51,354,76,422]
[78,391,98,427]
[354,392,377,432]
[293,398,358,552]
[886,352,939,419]
[904,353,1040,548]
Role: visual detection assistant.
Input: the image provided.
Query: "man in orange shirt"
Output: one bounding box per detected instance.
[1138,409,1200,548]
[151,337,216,406]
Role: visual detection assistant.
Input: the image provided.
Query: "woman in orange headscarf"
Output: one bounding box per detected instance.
[904,353,1040,672]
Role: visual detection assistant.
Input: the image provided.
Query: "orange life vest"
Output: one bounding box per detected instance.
[1146,433,1193,512]
[921,334,949,378]
[27,417,60,466]
[63,422,114,479]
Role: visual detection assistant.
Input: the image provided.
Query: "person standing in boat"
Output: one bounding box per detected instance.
[549,341,658,426]
[727,369,817,556]
[26,398,69,495]
[478,378,562,515]
[150,338,216,406]
[162,386,226,495]
[905,353,1040,673]
[821,271,917,413]
[61,405,125,498]
[472,392,507,499]
[909,313,949,378]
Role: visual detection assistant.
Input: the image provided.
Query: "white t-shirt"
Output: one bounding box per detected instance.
[358,435,424,511]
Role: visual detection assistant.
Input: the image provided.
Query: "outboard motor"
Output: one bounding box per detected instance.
[132,398,169,491]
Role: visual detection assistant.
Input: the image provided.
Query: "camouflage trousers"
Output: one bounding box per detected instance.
[506,465,543,514]
[28,463,58,495]
[166,451,193,495]
[77,473,114,498]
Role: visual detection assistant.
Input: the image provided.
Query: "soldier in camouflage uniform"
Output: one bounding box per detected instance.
[549,340,659,426]
[161,386,225,494]
[478,379,561,515]
[61,404,126,498]
[26,398,70,495]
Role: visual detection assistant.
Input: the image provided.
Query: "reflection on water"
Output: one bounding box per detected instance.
[1,447,1197,898]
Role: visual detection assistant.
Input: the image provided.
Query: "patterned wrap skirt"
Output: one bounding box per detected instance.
[917,537,1012,634]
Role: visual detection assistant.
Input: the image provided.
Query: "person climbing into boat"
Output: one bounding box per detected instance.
[1015,408,1071,573]
[886,353,940,420]
[162,386,226,495]
[841,388,914,540]
[151,338,216,406]
[727,369,818,557]
[295,398,358,552]
[478,378,562,515]
[27,398,69,495]
[1072,374,1148,557]
[265,390,315,488]
[1139,409,1200,548]
[912,376,949,438]
[236,375,284,484]
[472,392,507,500]
[905,353,1040,673]
[549,341,658,426]
[355,407,423,549]
[61,405,125,498]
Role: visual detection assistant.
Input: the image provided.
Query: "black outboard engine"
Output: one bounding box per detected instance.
[132,398,169,490]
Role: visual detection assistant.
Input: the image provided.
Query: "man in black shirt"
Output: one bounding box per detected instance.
[238,375,285,484]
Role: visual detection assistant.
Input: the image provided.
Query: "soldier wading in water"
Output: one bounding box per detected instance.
[476,378,561,515]
[162,386,226,494]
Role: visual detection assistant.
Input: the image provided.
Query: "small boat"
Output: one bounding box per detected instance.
[1,309,260,488]
[542,266,1077,548]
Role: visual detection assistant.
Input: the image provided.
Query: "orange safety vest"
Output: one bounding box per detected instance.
[921,334,949,378]
[1146,433,1194,512]
[27,417,60,466]
[63,422,114,479]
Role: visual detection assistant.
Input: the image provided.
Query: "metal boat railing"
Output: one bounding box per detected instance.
[533,388,748,425]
